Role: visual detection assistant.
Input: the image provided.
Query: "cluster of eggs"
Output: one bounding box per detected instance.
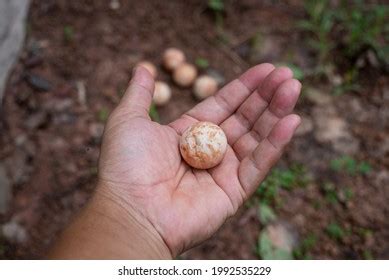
[136,48,219,106]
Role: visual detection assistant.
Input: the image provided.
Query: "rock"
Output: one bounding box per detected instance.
[331,75,343,87]
[49,137,68,151]
[1,221,28,243]
[292,214,306,228]
[52,113,77,125]
[312,107,360,154]
[89,122,105,140]
[0,0,30,103]
[205,68,225,86]
[315,115,347,141]
[295,115,313,136]
[14,133,36,156]
[304,87,332,106]
[264,221,299,254]
[3,150,31,185]
[24,55,43,68]
[0,165,11,214]
[109,0,120,10]
[25,73,52,92]
[42,98,73,112]
[25,111,48,129]
[366,49,379,68]
[374,170,389,188]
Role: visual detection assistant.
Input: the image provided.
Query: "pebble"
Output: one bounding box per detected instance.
[305,87,332,105]
[25,111,48,130]
[109,0,120,10]
[312,107,360,154]
[1,221,28,244]
[25,73,52,92]
[264,221,299,254]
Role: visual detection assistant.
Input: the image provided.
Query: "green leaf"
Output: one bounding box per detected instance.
[287,64,305,80]
[259,231,273,258]
[208,0,224,12]
[296,20,316,31]
[358,162,372,175]
[330,158,343,171]
[326,222,345,240]
[302,234,317,249]
[149,103,160,122]
[273,249,293,260]
[63,25,74,42]
[258,203,277,225]
[195,58,210,69]
[343,187,354,201]
[98,108,109,122]
[275,63,304,81]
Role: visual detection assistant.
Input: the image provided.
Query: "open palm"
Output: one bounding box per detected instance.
[98,64,301,257]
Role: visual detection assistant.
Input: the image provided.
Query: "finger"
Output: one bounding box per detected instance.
[238,114,301,196]
[169,63,275,134]
[119,66,155,119]
[232,79,301,160]
[220,67,293,145]
[208,147,246,211]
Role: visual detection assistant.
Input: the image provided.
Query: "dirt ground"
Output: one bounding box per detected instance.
[0,0,388,259]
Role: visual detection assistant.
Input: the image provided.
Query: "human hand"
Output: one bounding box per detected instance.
[97,64,301,258]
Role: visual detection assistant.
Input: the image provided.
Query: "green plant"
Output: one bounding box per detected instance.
[255,165,309,259]
[63,25,75,42]
[336,1,388,60]
[298,0,335,64]
[299,1,388,94]
[342,187,354,202]
[326,222,345,241]
[258,203,277,225]
[195,58,210,69]
[322,182,339,204]
[363,250,373,260]
[257,231,293,260]
[330,156,372,176]
[98,107,109,122]
[149,103,160,122]
[257,164,309,205]
[287,63,305,81]
[294,233,317,259]
[208,0,225,30]
[321,183,354,205]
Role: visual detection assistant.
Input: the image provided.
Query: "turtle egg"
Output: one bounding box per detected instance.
[173,63,198,87]
[162,48,186,71]
[179,121,227,169]
[193,75,218,100]
[153,81,171,106]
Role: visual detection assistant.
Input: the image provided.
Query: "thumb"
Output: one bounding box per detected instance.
[119,66,155,119]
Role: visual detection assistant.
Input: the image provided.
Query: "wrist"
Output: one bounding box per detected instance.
[93,183,172,259]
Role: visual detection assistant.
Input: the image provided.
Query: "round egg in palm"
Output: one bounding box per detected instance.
[179,122,227,169]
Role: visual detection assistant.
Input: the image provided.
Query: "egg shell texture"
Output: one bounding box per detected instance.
[179,122,227,169]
